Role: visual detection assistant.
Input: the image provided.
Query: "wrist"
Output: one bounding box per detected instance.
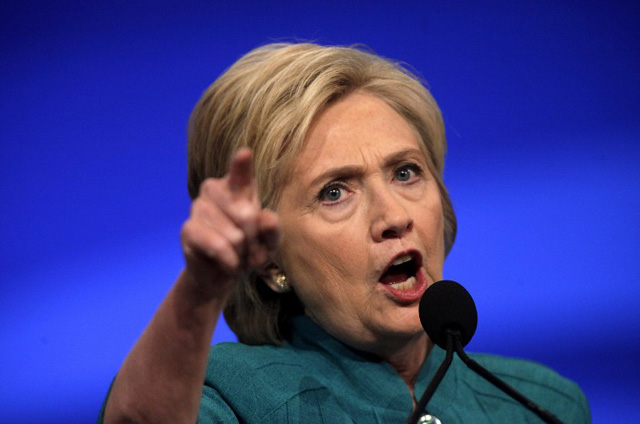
[175,269,233,310]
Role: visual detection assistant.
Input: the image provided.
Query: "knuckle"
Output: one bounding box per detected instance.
[234,203,259,224]
[181,222,204,259]
[190,197,212,218]
[206,233,230,256]
[207,237,239,270]
[189,198,202,216]
[180,219,197,242]
[227,227,245,249]
[199,178,221,198]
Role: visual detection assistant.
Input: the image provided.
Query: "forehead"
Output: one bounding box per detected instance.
[292,93,424,172]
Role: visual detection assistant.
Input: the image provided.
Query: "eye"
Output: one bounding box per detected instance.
[324,186,342,202]
[394,163,423,183]
[318,183,348,204]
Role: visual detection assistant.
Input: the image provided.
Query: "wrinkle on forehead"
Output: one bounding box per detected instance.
[292,92,422,182]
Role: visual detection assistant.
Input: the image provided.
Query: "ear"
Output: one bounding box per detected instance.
[258,262,290,293]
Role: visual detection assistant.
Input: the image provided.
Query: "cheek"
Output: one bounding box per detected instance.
[280,208,362,272]
[280,225,344,280]
[278,221,366,307]
[431,207,446,274]
[432,198,445,240]
[418,189,446,268]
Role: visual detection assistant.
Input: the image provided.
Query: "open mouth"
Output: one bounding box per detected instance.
[379,252,421,291]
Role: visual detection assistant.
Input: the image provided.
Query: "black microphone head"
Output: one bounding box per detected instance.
[419,280,478,349]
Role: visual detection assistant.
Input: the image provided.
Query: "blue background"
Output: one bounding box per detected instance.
[1,1,639,422]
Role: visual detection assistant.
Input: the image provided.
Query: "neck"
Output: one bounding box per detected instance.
[379,332,432,400]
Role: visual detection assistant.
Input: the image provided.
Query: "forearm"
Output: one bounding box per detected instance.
[103,150,279,423]
[103,271,227,424]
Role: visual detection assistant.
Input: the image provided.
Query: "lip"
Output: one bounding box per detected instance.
[378,249,428,304]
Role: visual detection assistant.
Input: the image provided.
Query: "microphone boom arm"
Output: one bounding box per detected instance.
[406,331,454,424]
[452,333,563,424]
[412,282,563,424]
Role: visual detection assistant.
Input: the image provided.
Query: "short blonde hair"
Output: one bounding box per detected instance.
[187,43,456,345]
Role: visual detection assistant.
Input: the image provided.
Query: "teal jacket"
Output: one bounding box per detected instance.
[198,316,590,423]
[100,315,590,423]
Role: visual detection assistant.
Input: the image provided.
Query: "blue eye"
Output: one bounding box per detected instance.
[397,163,424,182]
[324,187,342,202]
[318,183,347,204]
[395,167,413,181]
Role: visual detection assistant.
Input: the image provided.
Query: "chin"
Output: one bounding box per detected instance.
[378,308,423,339]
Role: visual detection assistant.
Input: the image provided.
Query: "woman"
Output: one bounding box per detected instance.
[101,43,589,423]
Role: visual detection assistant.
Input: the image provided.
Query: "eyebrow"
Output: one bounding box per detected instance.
[307,148,426,189]
[308,165,362,189]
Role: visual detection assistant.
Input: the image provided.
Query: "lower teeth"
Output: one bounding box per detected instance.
[389,276,416,291]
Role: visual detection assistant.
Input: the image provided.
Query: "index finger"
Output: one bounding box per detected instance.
[228,147,255,195]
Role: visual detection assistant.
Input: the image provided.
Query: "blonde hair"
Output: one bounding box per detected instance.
[187,43,456,345]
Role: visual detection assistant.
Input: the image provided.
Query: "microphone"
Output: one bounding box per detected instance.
[419,280,477,350]
[407,281,562,424]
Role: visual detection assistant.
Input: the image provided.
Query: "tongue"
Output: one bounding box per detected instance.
[379,267,409,284]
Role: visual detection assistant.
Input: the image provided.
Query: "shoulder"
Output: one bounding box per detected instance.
[204,341,311,394]
[200,342,340,422]
[470,352,582,399]
[466,352,591,423]
[208,341,304,370]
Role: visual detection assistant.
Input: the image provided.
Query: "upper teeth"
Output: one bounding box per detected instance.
[391,254,412,266]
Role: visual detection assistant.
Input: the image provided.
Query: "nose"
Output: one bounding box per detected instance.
[370,184,414,242]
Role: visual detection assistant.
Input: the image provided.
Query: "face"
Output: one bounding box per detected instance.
[275,92,445,354]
